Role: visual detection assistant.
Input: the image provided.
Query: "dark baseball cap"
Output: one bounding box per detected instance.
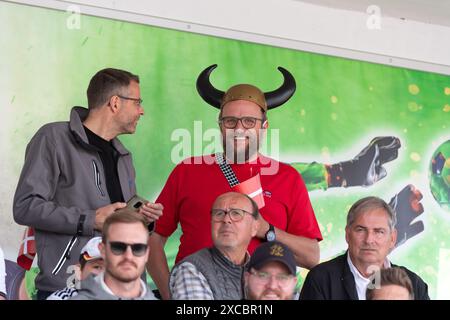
[247,241,297,275]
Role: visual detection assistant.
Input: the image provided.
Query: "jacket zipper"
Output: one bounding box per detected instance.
[92,160,105,196]
[52,236,78,275]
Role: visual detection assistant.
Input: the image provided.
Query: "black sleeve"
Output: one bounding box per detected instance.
[300,270,326,300]
[413,276,430,300]
[402,267,430,300]
[148,221,155,234]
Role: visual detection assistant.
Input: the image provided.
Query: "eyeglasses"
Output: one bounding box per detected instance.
[211,208,254,222]
[117,95,143,106]
[219,116,263,129]
[108,241,148,257]
[249,270,295,286]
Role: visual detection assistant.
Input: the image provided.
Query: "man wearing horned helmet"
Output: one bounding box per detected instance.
[147,65,322,300]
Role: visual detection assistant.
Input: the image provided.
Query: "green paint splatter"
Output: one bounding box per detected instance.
[408,101,419,112]
[81,36,88,46]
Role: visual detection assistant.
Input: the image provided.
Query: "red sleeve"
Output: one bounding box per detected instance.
[154,164,182,237]
[286,168,323,241]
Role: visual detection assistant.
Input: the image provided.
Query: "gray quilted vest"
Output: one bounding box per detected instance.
[177,247,247,300]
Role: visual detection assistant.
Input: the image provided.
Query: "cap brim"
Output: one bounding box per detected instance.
[252,257,296,275]
[81,253,102,262]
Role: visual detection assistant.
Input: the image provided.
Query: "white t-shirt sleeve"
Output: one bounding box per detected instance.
[0,247,6,297]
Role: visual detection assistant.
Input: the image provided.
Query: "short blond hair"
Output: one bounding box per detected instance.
[102,208,148,243]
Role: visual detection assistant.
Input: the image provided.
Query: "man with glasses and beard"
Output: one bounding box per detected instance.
[71,209,156,300]
[148,65,322,300]
[244,241,298,300]
[169,192,259,300]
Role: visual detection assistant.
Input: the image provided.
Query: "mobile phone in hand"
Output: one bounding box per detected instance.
[126,195,148,211]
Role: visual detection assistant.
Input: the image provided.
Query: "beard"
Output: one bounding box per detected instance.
[107,259,142,283]
[119,114,140,135]
[125,118,139,134]
[259,289,289,300]
[223,129,260,163]
[245,285,290,300]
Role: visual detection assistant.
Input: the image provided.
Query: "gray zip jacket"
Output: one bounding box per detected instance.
[70,273,156,300]
[13,106,136,292]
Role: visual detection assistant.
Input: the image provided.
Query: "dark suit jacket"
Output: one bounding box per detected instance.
[300,252,429,300]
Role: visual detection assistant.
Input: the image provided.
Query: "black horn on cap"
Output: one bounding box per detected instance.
[264,67,296,110]
[196,64,224,109]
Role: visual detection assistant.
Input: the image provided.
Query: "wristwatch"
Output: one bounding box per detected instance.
[265,224,276,242]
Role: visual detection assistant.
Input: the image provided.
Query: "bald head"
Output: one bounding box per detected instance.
[212,192,258,218]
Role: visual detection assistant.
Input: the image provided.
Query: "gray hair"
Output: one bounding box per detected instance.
[346,196,396,231]
[243,193,260,220]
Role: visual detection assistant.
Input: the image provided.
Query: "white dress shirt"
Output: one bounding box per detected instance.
[347,253,391,300]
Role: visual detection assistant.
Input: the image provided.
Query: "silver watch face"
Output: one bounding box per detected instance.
[266,231,276,242]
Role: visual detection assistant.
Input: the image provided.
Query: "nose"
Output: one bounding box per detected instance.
[267,275,278,289]
[123,245,134,259]
[139,105,144,116]
[364,230,376,244]
[234,119,245,130]
[222,212,233,224]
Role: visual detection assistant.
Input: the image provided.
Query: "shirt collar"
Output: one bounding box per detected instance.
[84,125,115,153]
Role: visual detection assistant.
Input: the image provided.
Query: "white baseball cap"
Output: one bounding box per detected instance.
[79,236,102,264]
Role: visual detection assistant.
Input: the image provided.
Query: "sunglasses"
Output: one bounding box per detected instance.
[108,241,148,257]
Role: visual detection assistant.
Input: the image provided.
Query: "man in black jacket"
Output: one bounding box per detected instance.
[300,196,429,300]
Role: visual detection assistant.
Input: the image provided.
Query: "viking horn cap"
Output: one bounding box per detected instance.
[196,64,296,111]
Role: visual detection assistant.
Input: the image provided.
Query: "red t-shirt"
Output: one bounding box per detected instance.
[155,154,322,263]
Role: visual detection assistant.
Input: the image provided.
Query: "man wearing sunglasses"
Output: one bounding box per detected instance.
[13,68,163,299]
[72,209,156,300]
[169,192,259,300]
[148,65,321,299]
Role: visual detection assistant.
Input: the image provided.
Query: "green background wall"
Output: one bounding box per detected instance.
[1,2,449,298]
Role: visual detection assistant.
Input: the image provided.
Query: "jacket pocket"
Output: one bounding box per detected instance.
[92,160,105,197]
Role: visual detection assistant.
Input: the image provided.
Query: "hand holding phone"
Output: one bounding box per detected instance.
[126,195,162,234]
[126,195,148,211]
